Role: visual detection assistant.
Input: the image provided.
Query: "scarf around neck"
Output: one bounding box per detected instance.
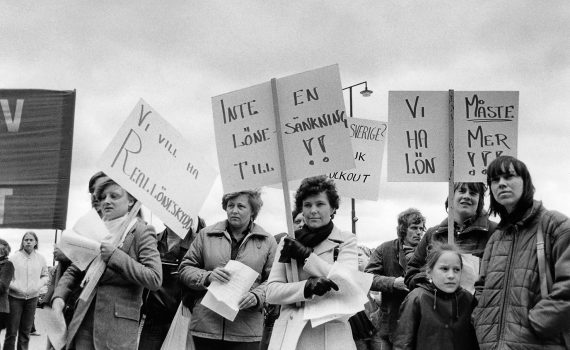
[295,220,334,248]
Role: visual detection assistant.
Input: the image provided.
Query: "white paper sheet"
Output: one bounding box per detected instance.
[460,254,480,294]
[201,291,239,321]
[58,230,101,271]
[72,208,109,242]
[42,306,67,350]
[303,262,373,327]
[201,260,259,321]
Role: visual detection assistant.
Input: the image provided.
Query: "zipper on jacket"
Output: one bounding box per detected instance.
[497,226,518,343]
[222,317,225,340]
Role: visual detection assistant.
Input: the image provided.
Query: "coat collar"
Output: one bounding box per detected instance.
[312,225,345,255]
[434,214,492,235]
[206,220,271,240]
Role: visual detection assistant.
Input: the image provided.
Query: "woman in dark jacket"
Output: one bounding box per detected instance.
[472,156,570,350]
[0,239,14,335]
[405,182,497,291]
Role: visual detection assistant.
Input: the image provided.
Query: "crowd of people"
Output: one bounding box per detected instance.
[0,155,569,350]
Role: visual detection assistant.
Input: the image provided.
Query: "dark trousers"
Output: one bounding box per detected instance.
[3,296,38,350]
[193,337,259,350]
[138,317,172,350]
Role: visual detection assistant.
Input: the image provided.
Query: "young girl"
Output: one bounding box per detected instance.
[393,244,479,350]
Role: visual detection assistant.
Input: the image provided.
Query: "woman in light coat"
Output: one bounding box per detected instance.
[178,189,277,350]
[4,231,48,350]
[52,178,162,350]
[266,176,359,350]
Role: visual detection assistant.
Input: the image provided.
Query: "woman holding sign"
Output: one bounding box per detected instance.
[473,156,570,349]
[178,189,277,350]
[404,181,497,292]
[266,175,359,350]
[51,178,162,350]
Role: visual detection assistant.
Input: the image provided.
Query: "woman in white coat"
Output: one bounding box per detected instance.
[266,176,358,350]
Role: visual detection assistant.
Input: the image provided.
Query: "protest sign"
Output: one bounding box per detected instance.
[98,99,218,238]
[212,64,355,192]
[454,91,519,182]
[387,91,448,182]
[328,118,387,201]
[0,89,75,229]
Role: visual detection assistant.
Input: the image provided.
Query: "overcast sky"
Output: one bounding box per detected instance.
[2,1,569,263]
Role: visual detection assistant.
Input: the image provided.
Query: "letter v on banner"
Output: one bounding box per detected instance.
[1,99,24,132]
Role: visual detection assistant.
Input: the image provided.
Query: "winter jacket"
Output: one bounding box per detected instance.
[9,250,48,300]
[405,215,497,289]
[0,259,14,313]
[53,218,162,350]
[393,283,479,350]
[265,225,358,350]
[365,238,410,342]
[472,201,570,350]
[178,220,277,342]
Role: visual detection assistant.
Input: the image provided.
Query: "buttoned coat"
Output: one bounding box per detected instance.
[365,238,409,342]
[178,220,277,342]
[53,218,162,350]
[266,225,358,350]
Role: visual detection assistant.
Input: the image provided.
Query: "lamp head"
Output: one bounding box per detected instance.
[360,88,373,97]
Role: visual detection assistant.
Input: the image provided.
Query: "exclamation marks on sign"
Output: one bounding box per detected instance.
[303,135,329,165]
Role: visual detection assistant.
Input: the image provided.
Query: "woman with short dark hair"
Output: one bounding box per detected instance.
[179,189,277,350]
[473,156,570,349]
[266,175,358,350]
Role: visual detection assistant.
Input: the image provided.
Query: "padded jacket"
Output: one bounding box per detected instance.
[178,220,277,342]
[472,201,570,349]
[405,214,497,289]
[393,283,479,350]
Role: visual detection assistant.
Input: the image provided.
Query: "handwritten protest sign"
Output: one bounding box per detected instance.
[98,99,218,238]
[454,91,519,182]
[329,118,387,201]
[387,91,448,182]
[212,65,355,192]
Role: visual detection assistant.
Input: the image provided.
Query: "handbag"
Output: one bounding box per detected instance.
[348,309,377,340]
[536,217,570,349]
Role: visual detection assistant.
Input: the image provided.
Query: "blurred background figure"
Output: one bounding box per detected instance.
[0,239,14,347]
[138,217,206,350]
[3,232,48,350]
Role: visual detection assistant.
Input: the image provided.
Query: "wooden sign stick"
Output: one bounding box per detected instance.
[447,89,455,244]
[271,78,300,287]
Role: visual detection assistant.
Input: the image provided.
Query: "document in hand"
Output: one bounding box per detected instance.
[201,260,259,321]
[72,209,110,242]
[36,306,67,350]
[58,231,101,271]
[460,253,480,294]
[303,262,373,327]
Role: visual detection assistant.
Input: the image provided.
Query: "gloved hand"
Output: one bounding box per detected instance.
[278,237,313,263]
[303,276,339,298]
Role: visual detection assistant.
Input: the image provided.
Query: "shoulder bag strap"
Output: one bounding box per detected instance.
[536,222,549,298]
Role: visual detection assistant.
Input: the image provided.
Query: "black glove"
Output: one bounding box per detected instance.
[304,276,339,298]
[278,237,312,263]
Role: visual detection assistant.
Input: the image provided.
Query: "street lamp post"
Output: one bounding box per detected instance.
[342,81,373,234]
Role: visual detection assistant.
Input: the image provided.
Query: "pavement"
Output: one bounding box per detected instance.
[0,307,50,349]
